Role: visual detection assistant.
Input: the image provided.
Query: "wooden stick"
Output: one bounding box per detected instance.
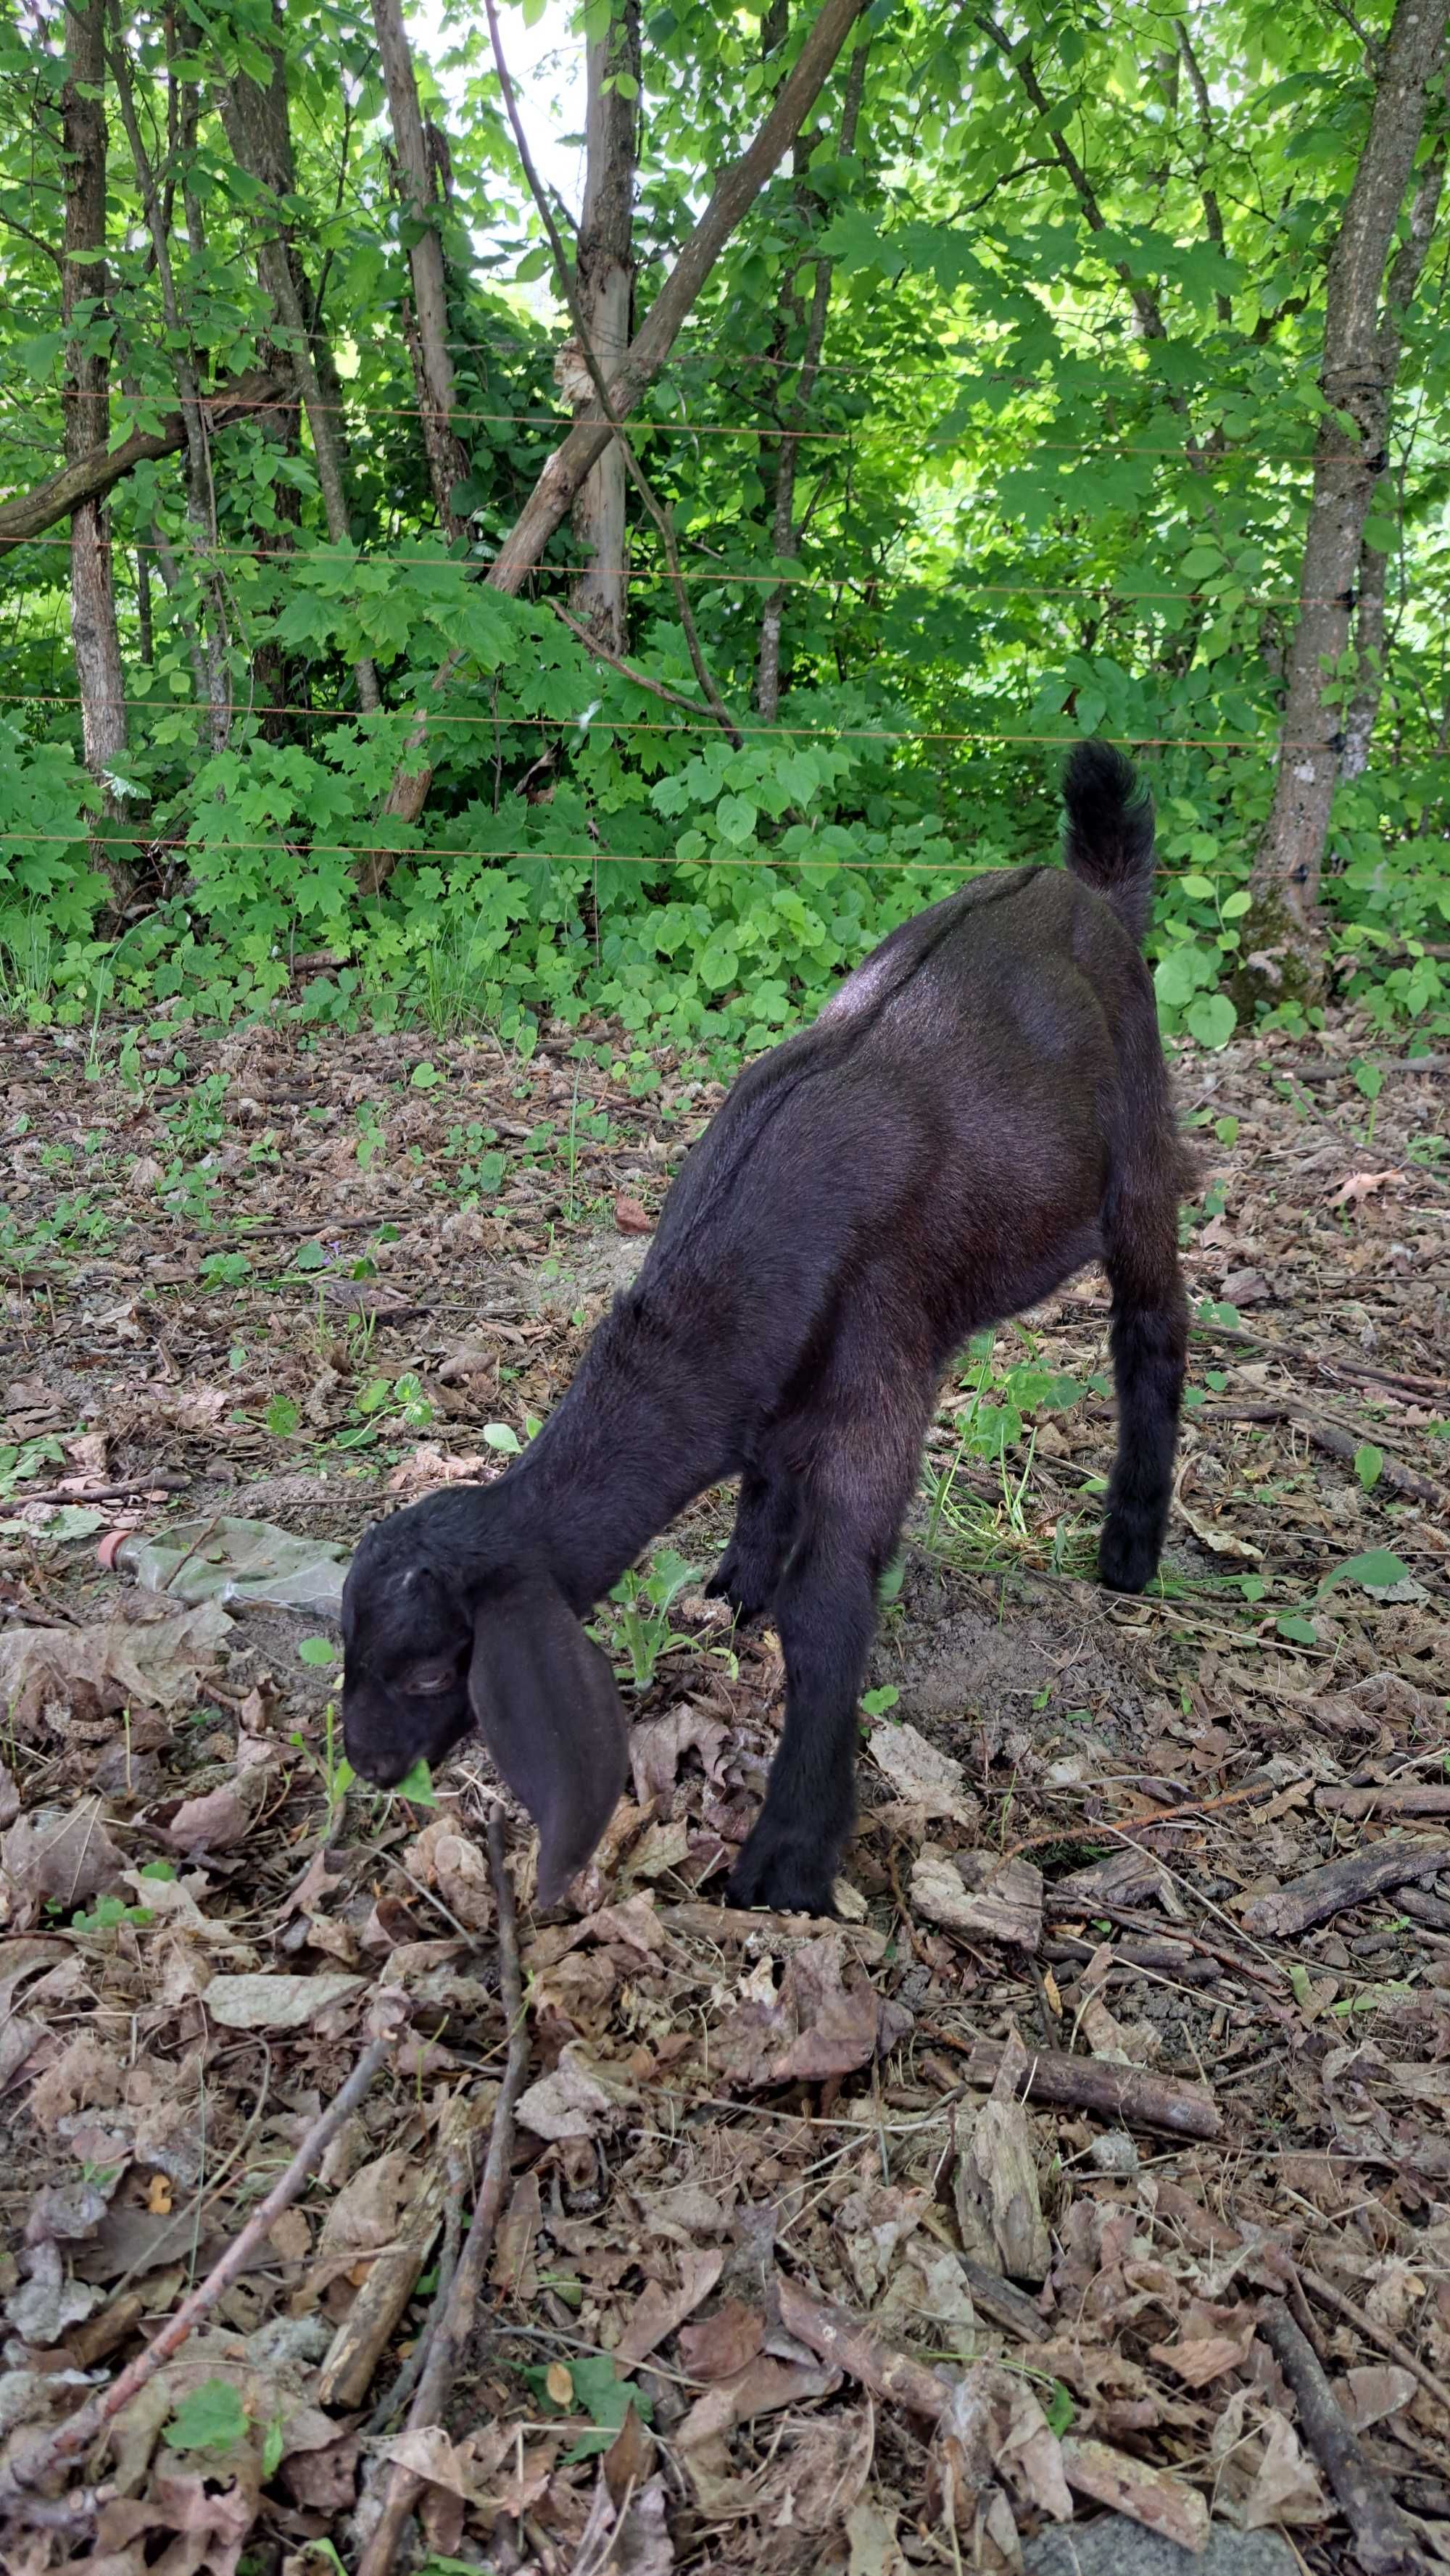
[1260,2300,1426,2576]
[1,2029,394,2518]
[776,2276,950,2421]
[355,1808,530,2576]
[1203,1401,1449,1511]
[10,1475,189,1511]
[1298,2264,1450,2422]
[962,2037,1222,2140]
[1318,1783,1450,1820]
[1240,1837,1450,1937]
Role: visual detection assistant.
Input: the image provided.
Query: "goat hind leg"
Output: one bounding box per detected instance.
[705,1465,799,1621]
[1099,1194,1187,1595]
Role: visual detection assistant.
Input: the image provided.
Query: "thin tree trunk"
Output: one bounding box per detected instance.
[108,11,233,755]
[371,0,470,541]
[379,0,869,835]
[757,38,866,720]
[1250,0,1449,965]
[565,0,639,652]
[1175,20,1232,325]
[1342,128,1446,778]
[220,17,381,710]
[62,0,130,899]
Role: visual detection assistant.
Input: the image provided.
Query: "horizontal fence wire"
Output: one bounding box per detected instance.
[0,541,1405,604]
[0,711,1380,750]
[0,383,1350,462]
[2,829,1442,871]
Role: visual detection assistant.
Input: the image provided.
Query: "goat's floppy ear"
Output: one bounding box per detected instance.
[468,1574,628,1906]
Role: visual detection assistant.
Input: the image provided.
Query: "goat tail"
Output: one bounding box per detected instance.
[1061,739,1156,948]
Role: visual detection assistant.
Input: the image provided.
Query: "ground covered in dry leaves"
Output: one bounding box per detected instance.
[1,1002,1448,2576]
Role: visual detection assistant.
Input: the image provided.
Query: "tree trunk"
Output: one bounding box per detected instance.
[371,0,471,541]
[757,37,866,720]
[565,0,639,653]
[1249,0,1449,967]
[1342,128,1446,778]
[62,0,130,899]
[109,22,233,755]
[378,0,869,838]
[221,13,381,710]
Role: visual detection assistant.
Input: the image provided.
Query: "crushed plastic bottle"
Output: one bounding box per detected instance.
[99,1516,352,1618]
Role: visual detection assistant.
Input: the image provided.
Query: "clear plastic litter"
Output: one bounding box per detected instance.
[100,1516,352,1618]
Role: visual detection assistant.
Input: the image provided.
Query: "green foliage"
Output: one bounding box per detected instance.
[163,2378,249,2456]
[521,2353,655,2464]
[0,2,1446,1044]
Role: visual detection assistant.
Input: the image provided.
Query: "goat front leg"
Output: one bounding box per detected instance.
[727,1403,923,1916]
[705,1465,799,1622]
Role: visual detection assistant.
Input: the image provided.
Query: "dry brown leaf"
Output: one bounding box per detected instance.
[204,1970,364,2029]
[1329,1168,1403,1208]
[1,1798,126,1929]
[1060,2435,1209,2550]
[615,1194,654,1234]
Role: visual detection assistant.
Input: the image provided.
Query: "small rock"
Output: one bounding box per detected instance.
[1088,2131,1139,2177]
[1025,2514,1299,2576]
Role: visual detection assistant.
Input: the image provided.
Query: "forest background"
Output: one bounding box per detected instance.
[2,0,1449,1068]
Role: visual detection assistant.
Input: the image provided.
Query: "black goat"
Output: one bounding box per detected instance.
[342,741,1188,1916]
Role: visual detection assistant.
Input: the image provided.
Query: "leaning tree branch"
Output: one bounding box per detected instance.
[376,0,869,831]
[483,0,742,746]
[0,371,290,560]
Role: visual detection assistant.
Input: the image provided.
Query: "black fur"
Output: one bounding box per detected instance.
[342,744,1188,1914]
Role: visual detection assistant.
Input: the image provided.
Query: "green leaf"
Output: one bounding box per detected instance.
[1043,2380,1075,2437]
[1276,1613,1318,1643]
[1351,1060,1383,1100]
[411,1062,442,1089]
[1317,1547,1413,1597]
[298,1636,337,1666]
[164,2378,249,2455]
[1354,1443,1383,1490]
[1185,992,1237,1050]
[392,1756,439,1806]
[483,1422,521,1453]
[861,1685,901,1717]
[714,794,758,847]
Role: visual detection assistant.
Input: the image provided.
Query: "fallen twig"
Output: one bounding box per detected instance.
[1240,1837,1450,1937]
[1,2025,397,2522]
[356,1807,530,2576]
[1261,2299,1426,2575]
[1318,1782,1450,1820]
[776,2275,950,2419]
[962,2037,1222,2140]
[8,1475,190,1510]
[1298,2264,1450,2422]
[1204,1400,1449,1511]
[1288,1054,1446,1083]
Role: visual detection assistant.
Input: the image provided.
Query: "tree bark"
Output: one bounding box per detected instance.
[757,38,866,720]
[564,0,639,652]
[220,14,381,710]
[0,370,289,559]
[1342,127,1446,777]
[1250,0,1449,960]
[378,0,869,834]
[62,0,130,897]
[370,0,471,541]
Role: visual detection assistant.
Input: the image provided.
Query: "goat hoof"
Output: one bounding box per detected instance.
[1098,1516,1160,1595]
[726,1832,837,1918]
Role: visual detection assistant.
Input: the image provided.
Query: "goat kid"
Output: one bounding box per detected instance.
[342,741,1188,1917]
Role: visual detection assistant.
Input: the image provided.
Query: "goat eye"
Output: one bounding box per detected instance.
[402,1664,459,1697]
